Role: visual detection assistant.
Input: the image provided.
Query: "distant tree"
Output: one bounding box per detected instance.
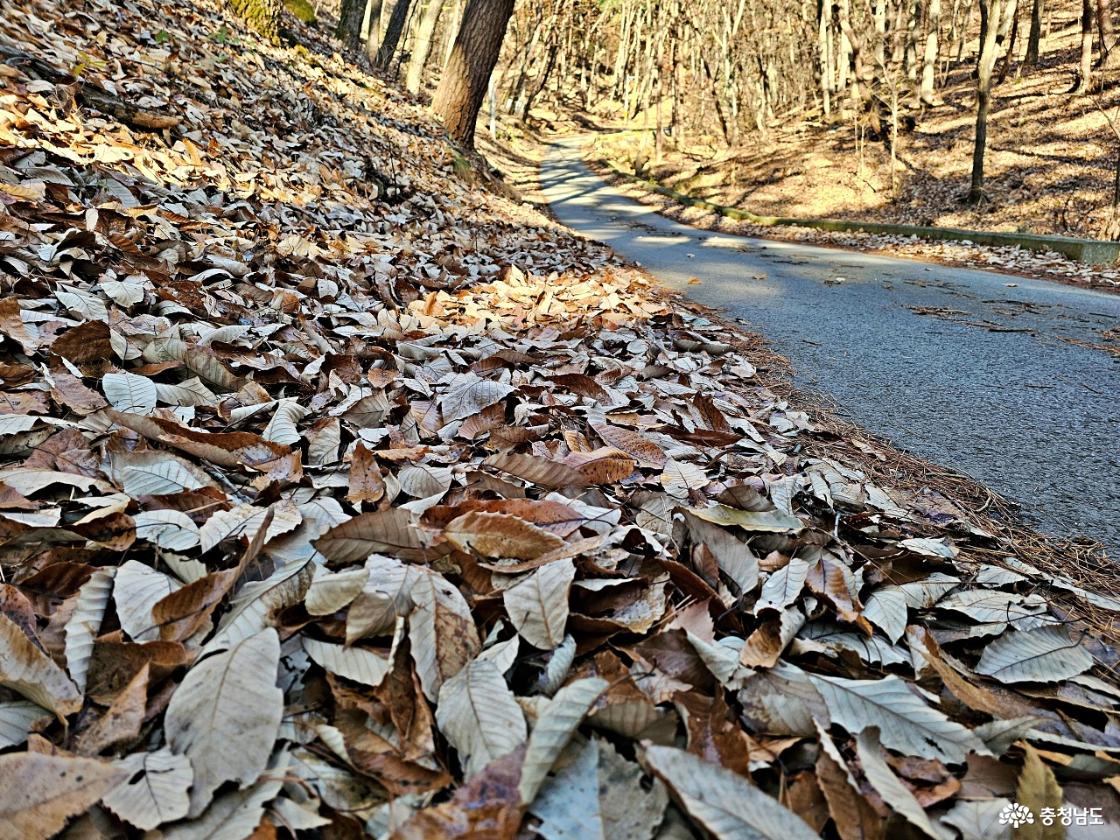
[432,0,516,147]
[969,0,1004,203]
[1076,0,1094,92]
[920,0,942,104]
[364,0,387,60]
[337,0,367,50]
[229,0,281,41]
[1024,0,1044,66]
[406,0,451,94]
[376,0,417,69]
[1097,0,1115,66]
[441,0,463,66]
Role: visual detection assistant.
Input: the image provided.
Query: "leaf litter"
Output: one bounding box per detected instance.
[0,0,1119,837]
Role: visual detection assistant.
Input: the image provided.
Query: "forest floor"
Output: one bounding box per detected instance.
[580,9,1120,292]
[3,0,1120,837]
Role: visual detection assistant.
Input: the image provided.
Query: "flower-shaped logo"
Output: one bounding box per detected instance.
[998,803,1035,828]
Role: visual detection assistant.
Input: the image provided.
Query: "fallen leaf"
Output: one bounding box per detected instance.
[0,614,81,718]
[436,659,527,778]
[503,559,575,649]
[0,753,126,840]
[164,629,283,816]
[644,745,818,839]
[445,511,565,560]
[976,627,1093,684]
[102,748,192,830]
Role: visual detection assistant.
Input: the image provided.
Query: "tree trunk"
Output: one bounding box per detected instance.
[921,0,942,103]
[669,58,679,142]
[405,0,448,92]
[394,0,424,74]
[364,0,385,58]
[442,0,462,66]
[363,0,381,39]
[1076,0,1093,92]
[969,85,992,204]
[997,0,1018,42]
[969,0,1003,203]
[228,0,281,42]
[700,55,733,145]
[337,0,367,50]
[836,0,864,113]
[1024,0,1043,65]
[432,0,515,148]
[997,0,1020,82]
[376,0,415,70]
[818,0,832,116]
[1097,0,1114,64]
[488,71,499,138]
[523,38,560,120]
[873,0,887,68]
[506,12,545,115]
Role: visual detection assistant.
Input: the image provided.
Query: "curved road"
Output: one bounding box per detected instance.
[541,141,1120,555]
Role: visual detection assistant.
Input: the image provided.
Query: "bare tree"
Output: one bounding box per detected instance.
[442,0,463,66]
[920,0,942,103]
[337,0,367,50]
[1097,0,1115,66]
[1076,0,1093,92]
[818,0,832,116]
[1024,0,1044,66]
[406,0,451,93]
[228,0,281,41]
[364,0,387,59]
[376,0,417,70]
[432,0,516,147]
[969,0,1004,203]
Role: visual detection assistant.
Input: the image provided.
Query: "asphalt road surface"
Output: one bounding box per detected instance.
[541,141,1120,556]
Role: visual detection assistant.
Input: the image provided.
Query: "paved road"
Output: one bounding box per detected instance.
[541,141,1120,555]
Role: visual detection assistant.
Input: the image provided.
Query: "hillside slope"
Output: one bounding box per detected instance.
[1,1,1119,838]
[590,7,1120,243]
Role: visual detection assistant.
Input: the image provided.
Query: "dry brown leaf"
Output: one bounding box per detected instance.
[683,509,759,594]
[816,733,885,840]
[315,508,435,564]
[563,447,637,484]
[391,746,527,840]
[483,452,588,489]
[1016,745,1064,840]
[347,442,385,505]
[644,745,818,839]
[151,569,237,642]
[409,568,482,700]
[660,458,708,498]
[590,421,668,468]
[101,748,193,830]
[805,550,870,633]
[445,511,565,560]
[0,614,81,719]
[75,663,149,756]
[0,299,38,355]
[0,752,126,840]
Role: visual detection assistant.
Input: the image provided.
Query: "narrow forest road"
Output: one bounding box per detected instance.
[540,139,1120,555]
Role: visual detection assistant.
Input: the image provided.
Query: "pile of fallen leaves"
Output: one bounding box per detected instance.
[1,0,1119,838]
